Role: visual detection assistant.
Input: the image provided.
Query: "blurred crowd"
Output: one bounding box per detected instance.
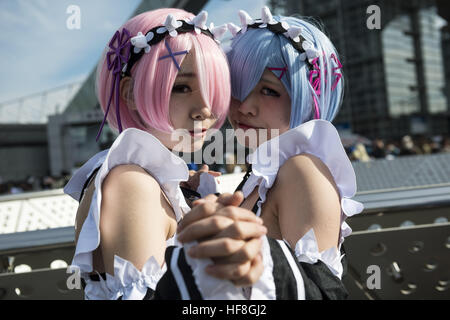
[0,173,71,196]
[1,134,450,196]
[347,134,450,162]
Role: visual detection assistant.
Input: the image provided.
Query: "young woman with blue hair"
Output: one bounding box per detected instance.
[174,6,365,300]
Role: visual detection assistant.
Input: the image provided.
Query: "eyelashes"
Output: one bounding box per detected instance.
[261,87,280,97]
[172,84,192,94]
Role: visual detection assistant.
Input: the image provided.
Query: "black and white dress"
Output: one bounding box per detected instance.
[64,120,363,300]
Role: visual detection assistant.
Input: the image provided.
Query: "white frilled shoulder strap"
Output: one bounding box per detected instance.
[65,128,190,299]
[241,119,364,279]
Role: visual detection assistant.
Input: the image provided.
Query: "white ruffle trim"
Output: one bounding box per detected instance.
[65,128,190,279]
[249,236,276,300]
[83,255,167,300]
[182,241,246,299]
[292,229,343,279]
[240,120,364,279]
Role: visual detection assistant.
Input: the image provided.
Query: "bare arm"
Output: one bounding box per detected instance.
[99,164,174,275]
[270,153,341,252]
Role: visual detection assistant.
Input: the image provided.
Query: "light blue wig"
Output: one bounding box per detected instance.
[227,15,344,128]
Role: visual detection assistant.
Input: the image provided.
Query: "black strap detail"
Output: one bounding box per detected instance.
[234,164,260,214]
[78,166,101,203]
[340,244,348,278]
[234,164,252,192]
[267,238,299,299]
[251,198,260,214]
[180,186,201,202]
[89,272,107,281]
[81,272,107,290]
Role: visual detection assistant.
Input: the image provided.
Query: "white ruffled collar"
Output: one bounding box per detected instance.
[240,119,364,279]
[242,119,357,199]
[66,128,191,221]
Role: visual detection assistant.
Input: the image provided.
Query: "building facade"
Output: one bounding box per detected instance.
[272,0,450,140]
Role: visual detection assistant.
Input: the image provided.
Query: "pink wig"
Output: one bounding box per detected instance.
[96,8,231,133]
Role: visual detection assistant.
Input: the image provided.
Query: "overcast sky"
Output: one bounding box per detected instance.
[0,0,265,105]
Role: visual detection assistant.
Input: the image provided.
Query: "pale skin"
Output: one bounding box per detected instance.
[178,68,342,255]
[75,49,266,287]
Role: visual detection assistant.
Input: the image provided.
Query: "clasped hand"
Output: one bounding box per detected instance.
[177,191,266,287]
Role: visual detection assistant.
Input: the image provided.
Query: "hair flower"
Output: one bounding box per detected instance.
[130,32,153,53]
[238,10,254,33]
[187,11,208,34]
[227,22,241,37]
[285,26,302,43]
[156,14,182,37]
[209,22,227,42]
[259,6,277,28]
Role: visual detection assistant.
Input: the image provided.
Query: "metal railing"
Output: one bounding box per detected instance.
[0,184,449,300]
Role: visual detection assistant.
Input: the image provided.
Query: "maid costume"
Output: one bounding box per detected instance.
[64,119,363,300]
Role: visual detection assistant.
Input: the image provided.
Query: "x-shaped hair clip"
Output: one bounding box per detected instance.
[158,41,189,70]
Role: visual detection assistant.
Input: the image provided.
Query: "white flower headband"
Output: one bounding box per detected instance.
[227,6,321,65]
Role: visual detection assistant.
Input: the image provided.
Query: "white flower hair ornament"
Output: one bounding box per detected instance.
[209,23,228,43]
[157,14,183,37]
[230,6,324,67]
[130,31,153,54]
[187,10,208,34]
[227,22,241,38]
[299,40,321,63]
[258,6,278,28]
[238,10,254,33]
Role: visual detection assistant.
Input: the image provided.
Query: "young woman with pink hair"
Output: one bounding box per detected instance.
[64,8,266,300]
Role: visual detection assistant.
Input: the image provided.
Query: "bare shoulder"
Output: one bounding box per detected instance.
[101,164,175,225]
[270,153,341,218]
